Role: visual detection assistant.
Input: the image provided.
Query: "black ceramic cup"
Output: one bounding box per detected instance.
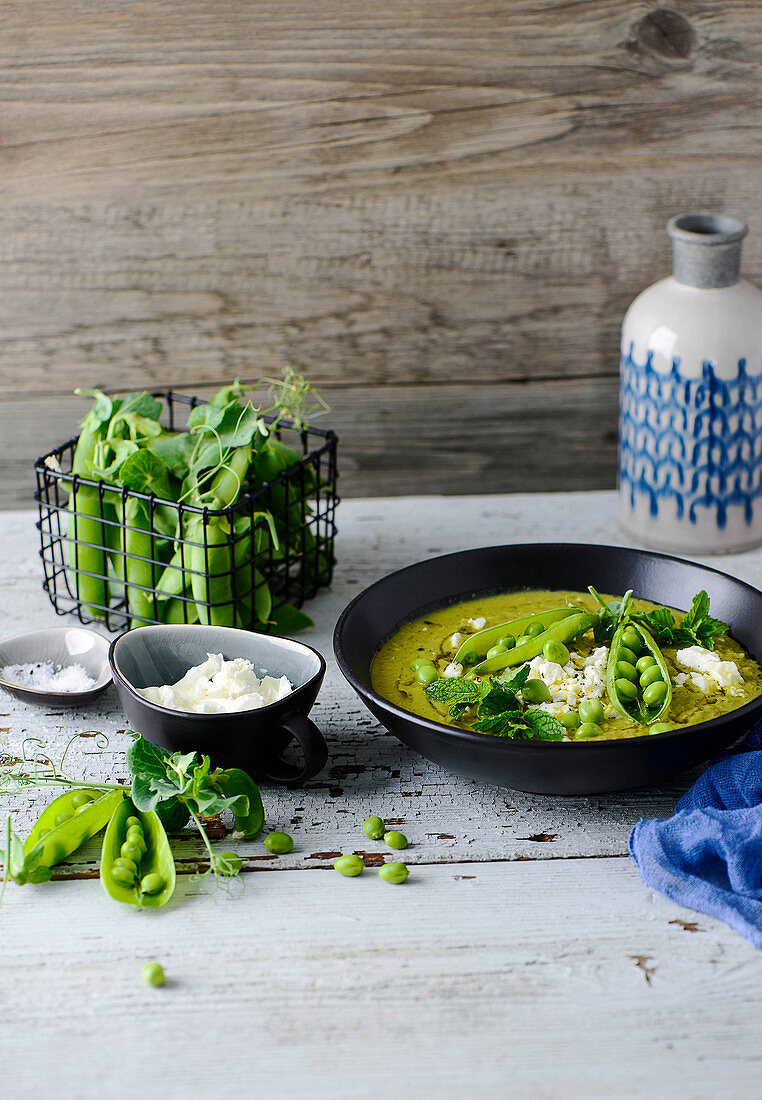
[334,543,762,794]
[109,624,328,785]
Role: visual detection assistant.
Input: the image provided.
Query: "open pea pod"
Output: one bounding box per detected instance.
[471,611,599,675]
[24,789,125,869]
[101,798,175,909]
[454,607,581,667]
[606,621,672,726]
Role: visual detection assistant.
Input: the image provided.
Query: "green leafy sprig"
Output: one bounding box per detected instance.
[426,666,564,741]
[588,587,727,651]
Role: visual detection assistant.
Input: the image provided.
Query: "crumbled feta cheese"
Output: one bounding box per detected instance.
[526,647,608,711]
[467,617,487,631]
[442,661,464,679]
[675,646,743,694]
[447,632,465,651]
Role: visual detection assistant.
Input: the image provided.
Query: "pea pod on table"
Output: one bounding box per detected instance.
[454,607,580,667]
[20,789,125,879]
[101,798,175,908]
[606,621,672,725]
[471,611,599,675]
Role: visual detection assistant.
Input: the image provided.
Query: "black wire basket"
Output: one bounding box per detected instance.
[34,390,339,633]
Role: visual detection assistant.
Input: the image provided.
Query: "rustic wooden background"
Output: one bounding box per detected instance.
[1,1,761,507]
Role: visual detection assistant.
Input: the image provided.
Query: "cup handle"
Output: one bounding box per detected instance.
[260,711,329,785]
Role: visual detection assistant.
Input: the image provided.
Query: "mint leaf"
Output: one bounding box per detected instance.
[522,709,565,741]
[496,665,531,691]
[425,678,480,706]
[476,678,520,718]
[472,709,526,737]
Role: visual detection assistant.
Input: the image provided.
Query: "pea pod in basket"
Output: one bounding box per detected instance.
[606,621,672,725]
[101,798,176,908]
[469,610,599,675]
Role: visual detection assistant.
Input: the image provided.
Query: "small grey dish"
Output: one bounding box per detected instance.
[0,627,112,706]
[109,624,328,785]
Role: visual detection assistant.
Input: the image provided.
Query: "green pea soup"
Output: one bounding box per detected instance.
[370,589,762,741]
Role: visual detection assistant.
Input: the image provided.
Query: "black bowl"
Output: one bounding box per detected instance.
[110,624,328,785]
[333,543,762,794]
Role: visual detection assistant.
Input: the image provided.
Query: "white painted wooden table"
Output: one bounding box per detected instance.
[1,492,761,1100]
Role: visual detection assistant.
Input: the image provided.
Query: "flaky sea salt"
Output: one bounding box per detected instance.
[0,660,97,693]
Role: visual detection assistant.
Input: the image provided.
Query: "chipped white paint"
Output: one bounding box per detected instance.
[1,495,761,1098]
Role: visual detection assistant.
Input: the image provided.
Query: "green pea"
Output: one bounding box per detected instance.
[409,657,432,670]
[543,639,570,665]
[126,817,142,830]
[384,831,408,850]
[522,679,552,704]
[649,721,674,735]
[463,651,479,665]
[486,643,507,660]
[126,826,144,844]
[497,635,516,650]
[559,711,580,730]
[76,802,93,814]
[643,680,667,707]
[516,635,532,647]
[142,962,165,987]
[577,722,602,739]
[415,664,438,687]
[615,678,638,701]
[140,873,165,895]
[363,816,385,840]
[218,852,244,875]
[578,698,605,725]
[636,655,656,674]
[621,626,642,652]
[71,791,95,809]
[55,812,73,827]
[264,831,294,854]
[112,866,136,886]
[617,646,637,667]
[334,853,365,877]
[379,862,409,884]
[615,660,637,681]
[121,842,142,864]
[524,622,546,638]
[113,857,138,877]
[640,665,663,689]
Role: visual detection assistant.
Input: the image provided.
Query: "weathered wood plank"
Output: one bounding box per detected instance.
[0,1,760,501]
[1,859,759,1100]
[5,378,620,507]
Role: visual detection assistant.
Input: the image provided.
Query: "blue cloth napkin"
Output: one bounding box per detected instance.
[629,722,762,947]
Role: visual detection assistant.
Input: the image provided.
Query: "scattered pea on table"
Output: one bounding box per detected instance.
[384,831,408,850]
[264,831,294,855]
[379,863,409,884]
[334,853,365,877]
[362,816,386,840]
[142,962,165,987]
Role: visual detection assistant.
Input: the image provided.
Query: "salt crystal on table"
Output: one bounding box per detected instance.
[0,660,97,692]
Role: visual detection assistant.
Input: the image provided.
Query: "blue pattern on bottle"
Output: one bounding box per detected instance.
[619,344,762,529]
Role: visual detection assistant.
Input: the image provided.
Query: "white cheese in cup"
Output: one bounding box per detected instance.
[136,653,293,714]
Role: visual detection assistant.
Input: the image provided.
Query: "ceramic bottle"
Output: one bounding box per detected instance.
[618,213,762,553]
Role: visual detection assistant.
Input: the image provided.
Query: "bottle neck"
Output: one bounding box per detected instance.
[668,212,747,289]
